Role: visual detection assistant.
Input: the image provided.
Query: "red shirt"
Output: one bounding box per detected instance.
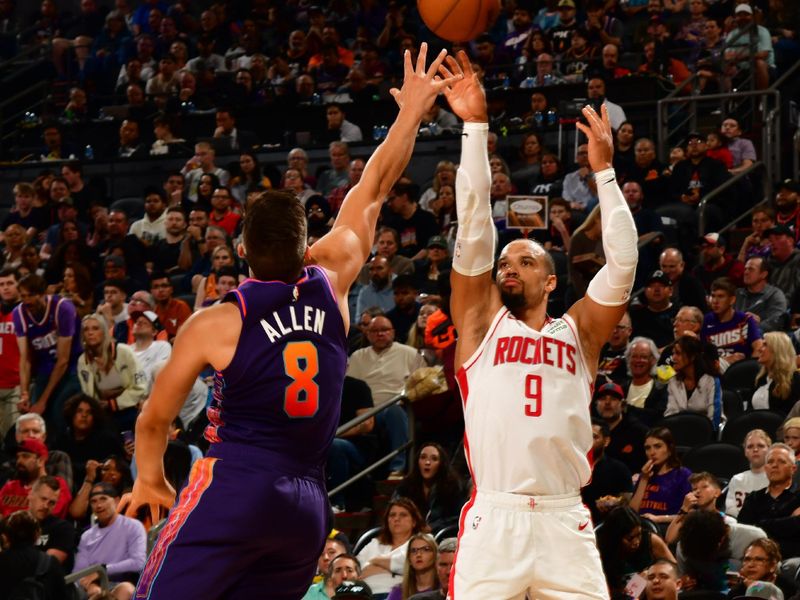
[0,476,72,519]
[0,306,20,388]
[209,210,241,236]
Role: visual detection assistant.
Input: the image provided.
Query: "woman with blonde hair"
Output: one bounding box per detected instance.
[193,244,243,310]
[419,161,456,212]
[77,313,147,431]
[568,204,604,299]
[387,532,438,600]
[752,331,800,415]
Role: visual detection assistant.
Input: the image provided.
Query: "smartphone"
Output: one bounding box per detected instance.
[121,430,134,445]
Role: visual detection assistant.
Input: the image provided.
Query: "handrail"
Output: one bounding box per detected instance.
[768,56,800,91]
[0,38,51,73]
[65,564,110,589]
[697,161,764,235]
[794,127,800,182]
[328,393,415,500]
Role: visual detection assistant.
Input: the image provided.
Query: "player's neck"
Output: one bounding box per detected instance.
[510,304,549,330]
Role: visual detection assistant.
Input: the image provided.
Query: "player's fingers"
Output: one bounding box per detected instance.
[444,54,461,75]
[600,102,611,130]
[416,42,428,75]
[582,105,601,129]
[433,74,463,91]
[438,62,456,81]
[576,121,593,139]
[457,50,473,77]
[426,47,448,80]
[402,49,412,79]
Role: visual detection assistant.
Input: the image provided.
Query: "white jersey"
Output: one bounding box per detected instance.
[457,308,594,496]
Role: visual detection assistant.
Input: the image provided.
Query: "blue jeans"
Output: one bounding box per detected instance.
[327,438,367,508]
[376,405,408,473]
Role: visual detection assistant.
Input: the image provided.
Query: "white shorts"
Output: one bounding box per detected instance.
[449,490,609,600]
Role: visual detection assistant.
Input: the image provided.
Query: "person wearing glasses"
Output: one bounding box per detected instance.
[387,534,438,600]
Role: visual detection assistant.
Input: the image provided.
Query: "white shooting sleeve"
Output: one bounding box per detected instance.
[586,167,638,306]
[452,122,496,276]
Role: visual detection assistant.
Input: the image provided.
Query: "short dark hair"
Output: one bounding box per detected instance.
[150,271,170,285]
[166,206,186,217]
[689,471,720,489]
[63,393,105,429]
[63,160,82,175]
[18,273,47,295]
[392,182,420,204]
[144,185,167,201]
[103,279,127,293]
[710,276,737,296]
[747,255,770,275]
[216,265,238,280]
[3,511,40,547]
[33,475,61,494]
[392,274,418,291]
[242,190,307,282]
[0,266,18,280]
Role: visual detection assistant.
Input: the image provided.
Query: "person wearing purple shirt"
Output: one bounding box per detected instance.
[701,277,764,364]
[631,427,692,526]
[72,482,145,599]
[12,274,81,435]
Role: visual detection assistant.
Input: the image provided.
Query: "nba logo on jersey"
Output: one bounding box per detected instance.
[471,516,481,530]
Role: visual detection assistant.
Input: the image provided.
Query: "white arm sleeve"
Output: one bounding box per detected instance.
[452,122,496,276]
[586,167,638,306]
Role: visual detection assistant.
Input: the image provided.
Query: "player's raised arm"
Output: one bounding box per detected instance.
[568,105,638,367]
[438,52,501,356]
[309,43,462,301]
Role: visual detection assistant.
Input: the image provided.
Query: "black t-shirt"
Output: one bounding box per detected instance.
[597,344,629,386]
[386,302,421,345]
[339,376,378,460]
[36,515,76,571]
[53,428,123,490]
[0,545,68,600]
[150,237,184,274]
[605,414,648,474]
[581,453,633,523]
[383,207,440,258]
[630,302,679,348]
[1,206,51,233]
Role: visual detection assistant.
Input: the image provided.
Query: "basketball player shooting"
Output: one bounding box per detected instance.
[125,44,462,600]
[439,52,638,599]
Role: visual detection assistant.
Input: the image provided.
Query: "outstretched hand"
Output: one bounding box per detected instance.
[438,51,488,123]
[576,104,614,172]
[123,477,175,530]
[389,42,463,120]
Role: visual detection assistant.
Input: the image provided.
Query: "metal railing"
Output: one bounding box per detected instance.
[327,393,414,499]
[697,161,766,236]
[794,127,800,182]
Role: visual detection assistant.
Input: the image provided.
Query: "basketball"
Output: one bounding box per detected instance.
[418,0,501,43]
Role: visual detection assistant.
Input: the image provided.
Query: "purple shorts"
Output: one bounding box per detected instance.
[135,442,331,600]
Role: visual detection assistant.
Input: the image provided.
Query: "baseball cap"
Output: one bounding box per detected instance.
[89,482,120,499]
[686,131,704,142]
[558,0,576,7]
[594,382,624,400]
[765,224,794,237]
[104,254,126,267]
[699,232,725,246]
[734,3,753,14]
[57,196,74,206]
[130,310,161,329]
[733,581,784,600]
[333,580,373,599]
[16,438,49,460]
[646,269,672,286]
[777,178,800,193]
[427,235,448,249]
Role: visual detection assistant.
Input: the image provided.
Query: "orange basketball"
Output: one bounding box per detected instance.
[418,0,501,43]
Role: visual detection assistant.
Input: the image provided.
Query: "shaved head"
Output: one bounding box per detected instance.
[500,239,556,276]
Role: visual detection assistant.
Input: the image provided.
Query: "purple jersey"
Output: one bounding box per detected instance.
[701,310,763,358]
[12,295,81,374]
[205,266,347,468]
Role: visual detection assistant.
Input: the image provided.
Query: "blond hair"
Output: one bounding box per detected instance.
[757,332,797,400]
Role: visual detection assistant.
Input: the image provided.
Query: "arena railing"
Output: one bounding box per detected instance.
[794,126,800,182]
[327,393,414,500]
[65,563,110,590]
[697,160,766,236]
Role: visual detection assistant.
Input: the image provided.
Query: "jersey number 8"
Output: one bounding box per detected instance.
[283,341,320,418]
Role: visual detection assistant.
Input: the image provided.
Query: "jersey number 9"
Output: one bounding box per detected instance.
[283,341,320,418]
[525,374,542,417]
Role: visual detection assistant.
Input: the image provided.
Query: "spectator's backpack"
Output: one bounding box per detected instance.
[7,551,51,600]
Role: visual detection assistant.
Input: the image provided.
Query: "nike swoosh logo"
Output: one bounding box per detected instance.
[578,520,590,531]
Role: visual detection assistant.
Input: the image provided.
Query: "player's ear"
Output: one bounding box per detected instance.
[303,246,314,265]
[237,242,246,259]
[545,273,557,293]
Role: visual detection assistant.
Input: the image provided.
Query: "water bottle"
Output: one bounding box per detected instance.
[534,111,544,127]
[84,145,94,160]
[372,125,382,141]
[428,121,441,136]
[546,109,558,126]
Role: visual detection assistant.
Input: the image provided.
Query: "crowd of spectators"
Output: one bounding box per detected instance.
[0,0,799,599]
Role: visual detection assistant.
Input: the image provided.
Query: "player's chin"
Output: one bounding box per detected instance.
[499,288,526,310]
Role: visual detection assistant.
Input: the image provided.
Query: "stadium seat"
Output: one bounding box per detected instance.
[722,389,745,423]
[657,413,715,448]
[720,410,785,446]
[721,359,760,395]
[682,443,749,481]
[353,526,382,556]
[434,524,458,544]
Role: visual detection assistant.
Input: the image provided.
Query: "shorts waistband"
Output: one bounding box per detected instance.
[475,489,582,512]
[207,441,324,479]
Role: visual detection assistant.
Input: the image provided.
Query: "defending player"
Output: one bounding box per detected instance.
[127,44,462,600]
[440,53,638,599]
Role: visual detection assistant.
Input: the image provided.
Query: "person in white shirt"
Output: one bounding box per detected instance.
[346,315,425,477]
[587,76,626,131]
[130,310,172,394]
[129,188,167,246]
[726,429,771,518]
[181,142,230,203]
